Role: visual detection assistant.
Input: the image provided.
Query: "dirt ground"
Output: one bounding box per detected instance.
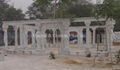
[0,54,119,70]
[0,44,120,70]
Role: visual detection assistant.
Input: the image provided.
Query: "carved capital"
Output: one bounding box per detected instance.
[13,26,19,30]
[85,21,91,27]
[2,25,8,31]
[92,27,96,31]
[79,28,84,32]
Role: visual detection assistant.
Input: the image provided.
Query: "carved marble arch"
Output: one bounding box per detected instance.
[45,29,53,44]
[27,31,32,44]
[1,18,115,55]
[95,28,106,44]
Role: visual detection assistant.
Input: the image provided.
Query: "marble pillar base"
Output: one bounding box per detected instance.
[33,49,45,55]
[60,48,70,55]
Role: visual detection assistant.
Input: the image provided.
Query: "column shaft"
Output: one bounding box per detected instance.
[86,28,91,45]
[4,29,8,48]
[61,28,70,55]
[53,29,56,47]
[78,29,83,47]
[20,26,24,47]
[32,30,35,48]
[24,31,28,48]
[77,31,81,47]
[85,21,91,48]
[92,28,96,45]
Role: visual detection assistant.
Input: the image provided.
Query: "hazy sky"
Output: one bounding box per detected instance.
[8,0,97,13]
[8,0,34,13]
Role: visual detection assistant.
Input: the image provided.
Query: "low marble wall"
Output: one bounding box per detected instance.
[113,32,120,43]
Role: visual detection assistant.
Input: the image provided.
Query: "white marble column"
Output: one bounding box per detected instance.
[40,28,46,50]
[24,30,28,48]
[14,26,18,47]
[41,31,46,53]
[32,30,35,48]
[77,31,80,47]
[78,28,83,48]
[92,28,96,45]
[36,30,45,55]
[106,27,110,51]
[20,25,24,48]
[3,26,8,48]
[53,29,56,47]
[61,28,70,55]
[21,26,28,49]
[86,28,89,44]
[2,25,8,56]
[36,30,41,48]
[85,21,91,48]
[106,26,113,51]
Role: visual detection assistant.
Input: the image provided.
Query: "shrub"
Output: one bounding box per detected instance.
[115,50,120,64]
[49,52,56,59]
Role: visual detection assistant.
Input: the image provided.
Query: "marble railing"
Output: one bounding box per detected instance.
[113,32,120,42]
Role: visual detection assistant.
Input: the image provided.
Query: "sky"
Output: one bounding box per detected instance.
[8,0,98,13]
[8,0,34,13]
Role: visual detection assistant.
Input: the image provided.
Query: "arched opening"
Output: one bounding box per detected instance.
[0,23,4,46]
[90,28,93,44]
[28,31,32,44]
[8,26,15,46]
[45,29,50,43]
[69,31,78,44]
[95,28,105,44]
[49,29,53,44]
[55,29,61,42]
[83,29,86,44]
[0,29,4,46]
[17,28,20,45]
[45,29,53,44]
[55,29,61,48]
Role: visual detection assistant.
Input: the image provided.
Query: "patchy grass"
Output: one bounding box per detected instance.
[94,63,113,68]
[113,42,120,46]
[114,69,120,70]
[64,59,82,65]
[61,57,113,68]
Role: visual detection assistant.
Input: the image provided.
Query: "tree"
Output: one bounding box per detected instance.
[93,0,120,64]
[95,0,120,19]
[0,0,25,21]
[67,4,94,17]
[5,7,25,21]
[27,0,93,19]
[94,0,120,31]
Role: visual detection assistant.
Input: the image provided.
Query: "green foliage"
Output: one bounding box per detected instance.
[94,0,120,31]
[115,50,120,64]
[68,4,94,17]
[27,0,93,19]
[4,7,25,21]
[0,0,25,21]
[114,19,120,31]
[49,52,56,59]
[95,0,120,19]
